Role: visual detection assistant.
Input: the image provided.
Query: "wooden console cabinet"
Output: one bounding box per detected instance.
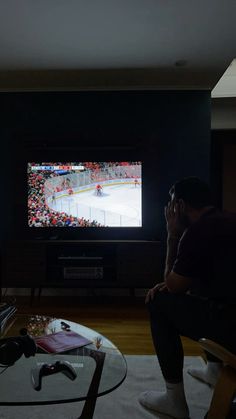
[2,240,162,294]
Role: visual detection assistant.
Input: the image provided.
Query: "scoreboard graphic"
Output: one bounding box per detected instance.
[31,165,84,171]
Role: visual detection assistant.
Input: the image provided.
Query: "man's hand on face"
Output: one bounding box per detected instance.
[145,282,168,303]
[164,199,186,238]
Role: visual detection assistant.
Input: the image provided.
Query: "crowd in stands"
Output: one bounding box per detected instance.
[28,163,104,227]
[84,161,141,171]
[87,161,141,182]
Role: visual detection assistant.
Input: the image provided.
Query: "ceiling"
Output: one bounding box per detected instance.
[1,1,236,91]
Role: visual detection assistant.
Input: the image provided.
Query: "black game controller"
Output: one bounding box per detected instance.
[31,360,77,391]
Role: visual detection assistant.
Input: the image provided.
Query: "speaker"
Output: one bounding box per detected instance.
[0,329,37,366]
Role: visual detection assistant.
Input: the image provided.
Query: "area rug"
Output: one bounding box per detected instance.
[0,356,213,419]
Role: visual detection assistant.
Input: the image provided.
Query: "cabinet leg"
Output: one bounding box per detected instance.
[30,288,35,306]
[129,287,135,298]
[38,287,42,301]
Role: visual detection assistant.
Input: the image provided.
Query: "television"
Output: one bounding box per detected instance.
[28,162,142,228]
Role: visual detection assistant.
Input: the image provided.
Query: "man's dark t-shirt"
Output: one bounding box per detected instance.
[173,208,236,300]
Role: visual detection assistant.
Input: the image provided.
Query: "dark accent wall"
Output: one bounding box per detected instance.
[1,90,211,247]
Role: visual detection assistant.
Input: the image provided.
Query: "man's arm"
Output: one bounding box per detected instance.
[145,200,190,302]
[164,235,180,279]
[164,234,191,293]
[165,271,191,293]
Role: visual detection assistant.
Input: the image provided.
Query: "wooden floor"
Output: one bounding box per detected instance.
[14,296,204,356]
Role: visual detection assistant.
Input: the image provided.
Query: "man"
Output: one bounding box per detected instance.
[139,177,236,419]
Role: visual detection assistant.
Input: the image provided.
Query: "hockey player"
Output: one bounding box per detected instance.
[96,184,103,196]
[134,178,139,187]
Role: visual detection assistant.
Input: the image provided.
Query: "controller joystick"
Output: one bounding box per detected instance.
[31,360,77,391]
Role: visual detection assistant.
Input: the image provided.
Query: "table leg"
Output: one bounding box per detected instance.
[78,350,106,419]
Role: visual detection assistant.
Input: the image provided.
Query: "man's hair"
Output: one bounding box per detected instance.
[169,177,212,209]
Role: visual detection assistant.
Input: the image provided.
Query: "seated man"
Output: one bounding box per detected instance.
[139,177,236,419]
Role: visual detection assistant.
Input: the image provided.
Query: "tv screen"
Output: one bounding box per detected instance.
[28,162,142,227]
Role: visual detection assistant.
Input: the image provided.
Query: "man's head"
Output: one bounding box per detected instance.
[169,177,213,225]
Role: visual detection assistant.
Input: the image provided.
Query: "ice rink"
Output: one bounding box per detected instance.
[49,183,142,226]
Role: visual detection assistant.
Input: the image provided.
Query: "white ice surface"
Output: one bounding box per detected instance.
[49,183,142,227]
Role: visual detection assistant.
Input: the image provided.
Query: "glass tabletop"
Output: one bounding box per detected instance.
[0,315,127,406]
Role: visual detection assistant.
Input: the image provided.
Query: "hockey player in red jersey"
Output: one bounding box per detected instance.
[96,184,103,196]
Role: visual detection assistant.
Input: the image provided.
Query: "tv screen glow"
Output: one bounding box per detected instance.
[28,162,142,227]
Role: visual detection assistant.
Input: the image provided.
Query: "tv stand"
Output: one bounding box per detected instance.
[2,240,161,302]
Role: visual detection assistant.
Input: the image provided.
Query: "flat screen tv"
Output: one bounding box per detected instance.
[28,162,142,228]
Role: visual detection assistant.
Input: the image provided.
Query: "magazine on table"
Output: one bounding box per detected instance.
[34,330,92,353]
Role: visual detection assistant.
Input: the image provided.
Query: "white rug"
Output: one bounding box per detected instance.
[0,356,213,419]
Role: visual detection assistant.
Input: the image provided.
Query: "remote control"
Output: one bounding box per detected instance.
[31,360,77,391]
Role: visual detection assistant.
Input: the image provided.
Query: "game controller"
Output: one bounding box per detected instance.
[31,360,77,391]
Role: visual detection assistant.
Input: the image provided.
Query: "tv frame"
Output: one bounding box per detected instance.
[13,142,158,242]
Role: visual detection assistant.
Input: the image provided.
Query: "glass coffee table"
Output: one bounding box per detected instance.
[0,315,127,419]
